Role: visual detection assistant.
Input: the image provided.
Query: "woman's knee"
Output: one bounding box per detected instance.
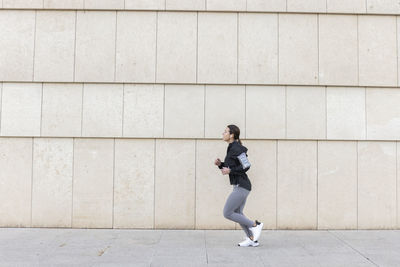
[223,208,232,219]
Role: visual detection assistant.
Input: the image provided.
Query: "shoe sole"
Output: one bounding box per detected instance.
[238,244,259,247]
[238,241,259,247]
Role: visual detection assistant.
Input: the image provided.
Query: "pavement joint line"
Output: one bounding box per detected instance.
[204,230,209,264]
[149,229,164,265]
[327,230,379,267]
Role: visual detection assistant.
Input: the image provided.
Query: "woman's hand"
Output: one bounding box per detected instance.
[221,167,230,175]
[214,158,222,166]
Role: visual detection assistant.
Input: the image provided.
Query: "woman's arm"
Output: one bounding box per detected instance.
[227,152,251,175]
[218,161,225,169]
[227,164,250,175]
[215,158,225,169]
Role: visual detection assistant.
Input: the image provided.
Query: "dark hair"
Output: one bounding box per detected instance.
[227,124,242,145]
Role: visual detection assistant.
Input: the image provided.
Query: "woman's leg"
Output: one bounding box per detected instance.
[223,187,254,229]
[236,197,253,239]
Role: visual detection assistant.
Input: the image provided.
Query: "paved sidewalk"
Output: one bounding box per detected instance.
[0,228,399,266]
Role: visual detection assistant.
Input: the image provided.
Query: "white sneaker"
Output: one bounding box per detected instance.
[238,237,259,247]
[249,221,263,242]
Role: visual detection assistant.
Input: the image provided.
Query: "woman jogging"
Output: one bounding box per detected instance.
[214,124,263,247]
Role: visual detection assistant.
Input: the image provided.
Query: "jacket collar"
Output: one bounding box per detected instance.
[227,140,238,150]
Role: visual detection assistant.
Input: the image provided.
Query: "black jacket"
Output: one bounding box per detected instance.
[218,140,252,191]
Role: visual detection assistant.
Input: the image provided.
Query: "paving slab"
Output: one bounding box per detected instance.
[0,228,399,266]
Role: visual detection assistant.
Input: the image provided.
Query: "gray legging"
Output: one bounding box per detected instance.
[223,185,255,238]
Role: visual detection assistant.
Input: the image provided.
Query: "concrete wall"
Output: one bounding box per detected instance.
[0,2,399,229]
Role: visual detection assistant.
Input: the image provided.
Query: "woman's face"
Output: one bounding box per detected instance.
[222,127,232,142]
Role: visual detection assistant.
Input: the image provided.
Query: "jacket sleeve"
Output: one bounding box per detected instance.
[229,164,250,175]
[218,162,225,169]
